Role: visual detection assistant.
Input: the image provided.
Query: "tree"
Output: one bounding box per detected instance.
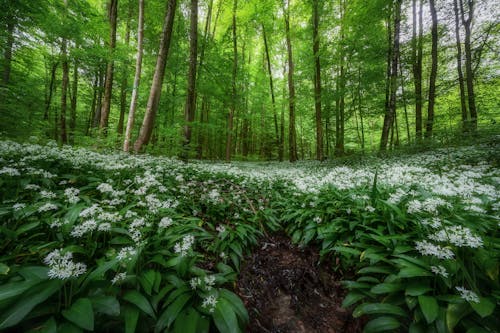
[133,0,176,152]
[117,1,132,135]
[284,0,297,162]
[99,0,118,135]
[182,0,198,159]
[124,0,144,152]
[425,0,438,139]
[60,0,70,144]
[412,0,423,141]
[225,0,237,162]
[453,0,468,132]
[312,0,323,161]
[460,0,477,131]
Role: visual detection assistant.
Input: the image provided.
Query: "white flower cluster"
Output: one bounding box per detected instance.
[64,187,80,204]
[44,249,87,279]
[415,240,454,259]
[430,265,449,278]
[38,202,58,213]
[79,204,103,218]
[216,225,226,235]
[40,190,57,199]
[111,272,127,285]
[129,217,150,243]
[428,226,483,248]
[313,216,322,224]
[455,286,480,303]
[201,295,218,313]
[97,182,114,193]
[174,235,195,256]
[0,166,20,176]
[12,203,26,211]
[117,246,137,262]
[71,219,98,237]
[159,216,173,228]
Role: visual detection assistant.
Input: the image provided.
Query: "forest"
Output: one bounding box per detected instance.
[0,0,499,332]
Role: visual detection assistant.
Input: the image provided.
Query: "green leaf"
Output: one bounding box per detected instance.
[353,303,406,318]
[139,270,157,296]
[358,266,393,275]
[0,279,61,329]
[398,266,432,278]
[405,281,432,296]
[122,305,139,333]
[0,279,39,302]
[418,295,439,323]
[62,298,94,331]
[38,316,57,333]
[90,295,120,316]
[470,297,495,318]
[342,292,366,308]
[155,293,192,332]
[123,290,156,319]
[213,297,241,333]
[219,289,249,325]
[363,316,400,332]
[172,308,203,333]
[446,302,471,332]
[58,322,84,333]
[371,283,403,294]
[15,222,40,235]
[18,266,49,280]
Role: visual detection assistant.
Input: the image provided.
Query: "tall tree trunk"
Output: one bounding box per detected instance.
[86,73,99,136]
[99,0,118,135]
[284,0,297,162]
[60,36,69,144]
[225,0,237,162]
[425,0,438,139]
[262,25,280,155]
[118,2,132,135]
[124,0,145,152]
[380,0,401,150]
[69,59,78,144]
[399,55,411,143]
[312,0,323,161]
[335,0,346,156]
[182,0,198,159]
[133,0,176,152]
[44,60,58,120]
[453,0,468,132]
[460,0,477,131]
[412,0,423,141]
[3,18,15,85]
[92,66,105,129]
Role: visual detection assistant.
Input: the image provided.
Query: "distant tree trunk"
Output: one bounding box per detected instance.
[44,60,58,120]
[133,0,176,152]
[279,63,285,161]
[86,73,99,135]
[99,0,118,135]
[69,59,78,144]
[60,37,69,144]
[312,0,323,161]
[399,55,411,143]
[460,0,477,131]
[262,25,280,156]
[124,0,144,152]
[357,68,365,151]
[453,0,468,132]
[284,0,297,162]
[182,0,198,160]
[412,0,423,141]
[92,67,105,128]
[2,18,15,85]
[118,2,132,135]
[335,0,346,156]
[425,0,438,139]
[380,0,401,150]
[225,0,237,162]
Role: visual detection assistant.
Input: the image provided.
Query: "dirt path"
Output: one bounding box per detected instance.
[235,234,365,333]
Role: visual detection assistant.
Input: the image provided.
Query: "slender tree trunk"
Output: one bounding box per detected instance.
[60,37,69,144]
[44,60,58,120]
[380,0,401,150]
[225,0,237,162]
[3,18,15,85]
[124,0,145,152]
[86,73,99,136]
[335,0,346,156]
[312,0,323,160]
[99,0,118,135]
[357,68,365,151]
[118,2,132,135]
[69,59,78,144]
[412,0,423,141]
[425,0,438,139]
[133,0,176,152]
[92,67,105,129]
[284,0,297,162]
[262,25,280,156]
[399,56,411,143]
[460,0,477,131]
[453,0,468,132]
[182,0,198,160]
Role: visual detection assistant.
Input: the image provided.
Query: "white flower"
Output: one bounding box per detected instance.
[111,272,127,285]
[174,235,195,256]
[430,265,449,278]
[24,184,40,190]
[38,202,58,213]
[216,225,226,235]
[159,217,173,228]
[428,226,483,248]
[201,295,218,312]
[97,183,113,193]
[204,275,216,290]
[0,167,20,176]
[190,277,201,290]
[64,187,80,203]
[313,216,322,224]
[44,249,87,279]
[415,240,454,259]
[455,286,480,303]
[13,203,26,211]
[117,246,137,262]
[40,190,57,199]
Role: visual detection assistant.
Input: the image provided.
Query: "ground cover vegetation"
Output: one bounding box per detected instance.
[0,138,498,332]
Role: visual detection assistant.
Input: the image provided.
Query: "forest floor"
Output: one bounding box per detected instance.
[236,234,365,333]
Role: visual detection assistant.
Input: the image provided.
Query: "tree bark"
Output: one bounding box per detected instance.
[425,0,438,139]
[133,0,176,152]
[2,18,15,86]
[380,0,401,150]
[182,0,198,160]
[60,35,69,144]
[335,0,346,156]
[92,66,105,129]
[124,0,144,152]
[44,60,58,120]
[453,0,468,132]
[412,0,423,141]
[118,2,132,135]
[284,0,297,162]
[69,59,78,144]
[312,0,323,161]
[460,0,477,131]
[99,0,118,135]
[225,0,237,162]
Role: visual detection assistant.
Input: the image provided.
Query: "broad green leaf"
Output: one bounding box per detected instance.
[155,293,191,332]
[371,283,403,294]
[219,289,249,325]
[123,305,139,333]
[398,266,432,278]
[0,279,39,302]
[470,297,495,318]
[213,297,241,333]
[353,303,406,318]
[172,308,202,333]
[342,292,366,308]
[0,279,61,329]
[62,298,94,331]
[405,281,432,296]
[90,295,120,316]
[363,316,400,332]
[358,266,393,275]
[15,221,40,235]
[139,270,157,296]
[418,295,439,323]
[58,322,84,333]
[18,266,49,280]
[123,290,156,319]
[446,302,471,332]
[37,317,57,333]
